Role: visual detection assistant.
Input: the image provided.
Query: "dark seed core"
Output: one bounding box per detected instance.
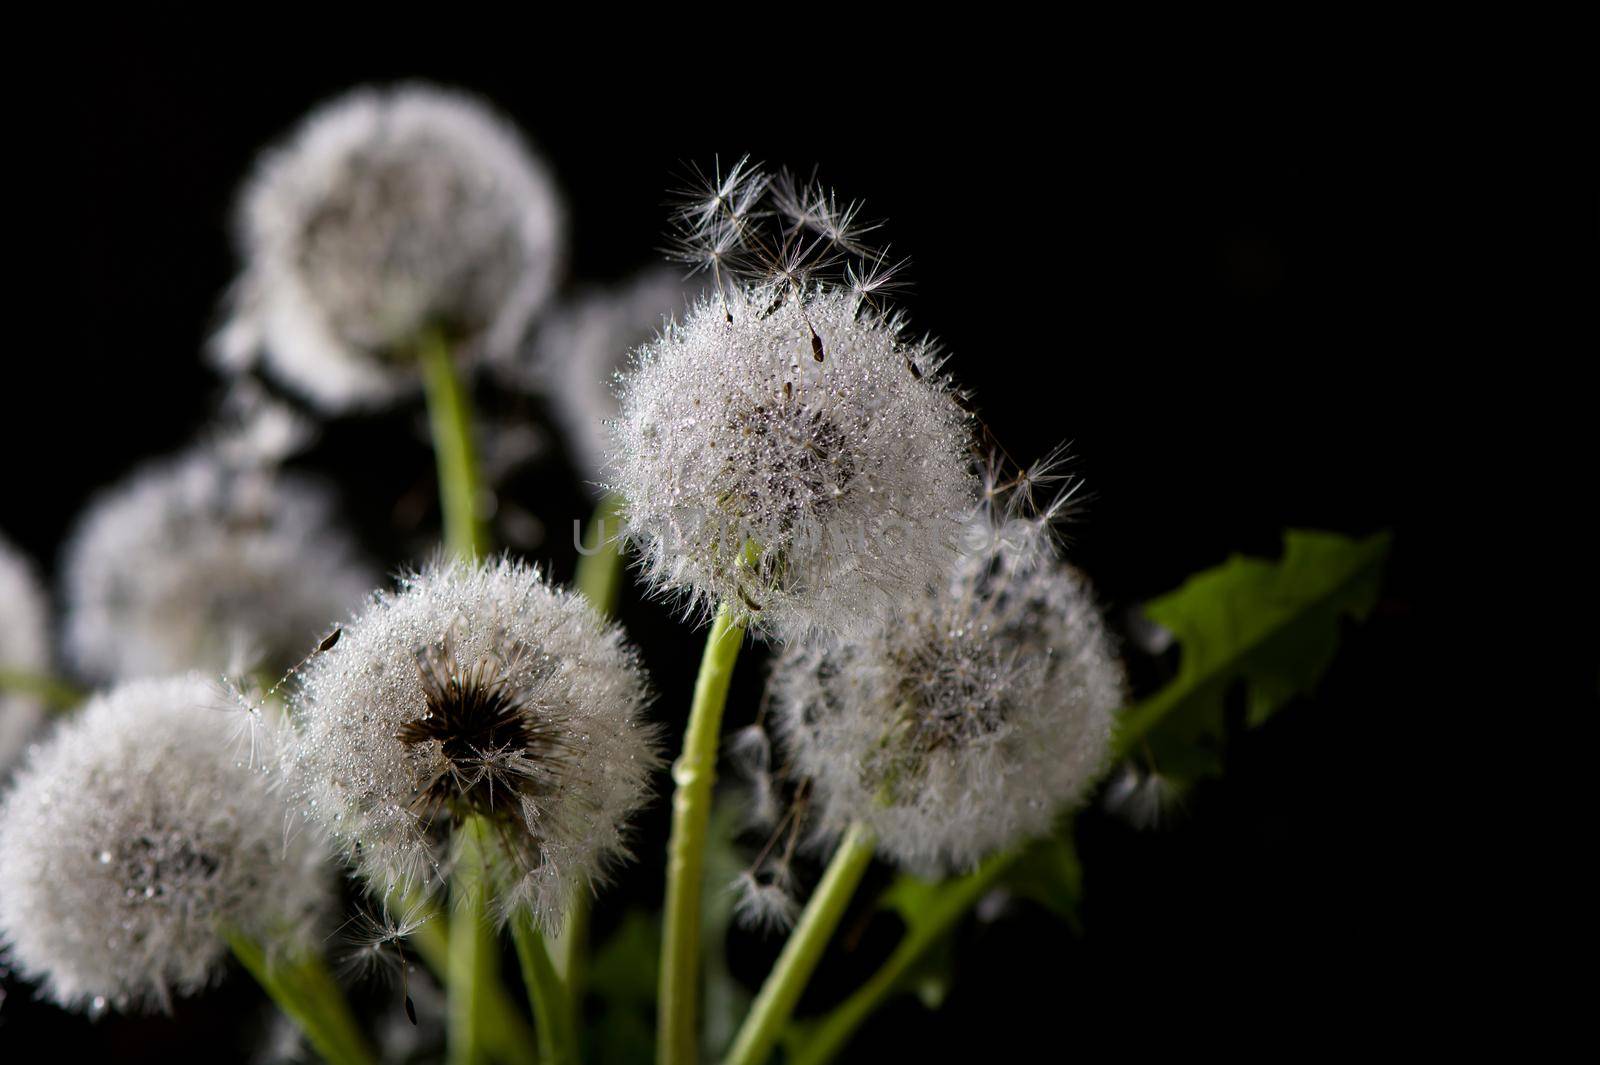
[396,638,558,825]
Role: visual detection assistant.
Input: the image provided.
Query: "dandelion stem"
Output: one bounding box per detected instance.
[512,911,580,1065]
[659,601,746,1065]
[786,848,1020,1065]
[781,662,1186,1064]
[404,898,538,1065]
[419,329,488,561]
[722,821,876,1065]
[0,668,84,711]
[422,331,509,1065]
[549,893,590,1014]
[448,816,496,1065]
[550,492,627,1006]
[226,931,377,1065]
[574,491,626,617]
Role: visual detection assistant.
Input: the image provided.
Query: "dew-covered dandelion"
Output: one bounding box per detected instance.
[0,534,50,772]
[770,517,1126,873]
[62,453,375,683]
[607,163,976,638]
[281,556,657,925]
[215,83,564,410]
[0,675,333,1013]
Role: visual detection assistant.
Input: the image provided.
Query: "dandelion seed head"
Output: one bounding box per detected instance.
[607,286,977,639]
[62,453,376,683]
[216,84,564,410]
[1,535,50,772]
[282,556,657,927]
[0,675,333,1013]
[771,517,1125,873]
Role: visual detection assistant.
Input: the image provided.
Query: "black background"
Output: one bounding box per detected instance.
[1,37,1587,1063]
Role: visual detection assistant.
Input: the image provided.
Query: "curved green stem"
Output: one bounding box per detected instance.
[723,822,877,1065]
[419,330,488,561]
[512,912,579,1065]
[659,602,747,1065]
[786,850,1016,1065]
[449,817,496,1065]
[0,668,84,711]
[778,678,1177,1065]
[227,931,376,1065]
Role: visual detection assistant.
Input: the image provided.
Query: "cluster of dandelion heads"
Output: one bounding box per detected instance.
[770,517,1126,874]
[0,675,333,1013]
[609,285,976,639]
[1,534,50,772]
[281,556,657,926]
[502,268,699,479]
[214,83,564,410]
[62,453,376,683]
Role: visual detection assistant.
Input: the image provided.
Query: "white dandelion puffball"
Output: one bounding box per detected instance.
[1,534,50,771]
[216,84,564,410]
[282,556,657,925]
[0,675,333,1012]
[607,286,977,638]
[62,454,376,683]
[771,520,1126,873]
[508,268,697,479]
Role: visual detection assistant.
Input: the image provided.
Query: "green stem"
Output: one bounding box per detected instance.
[550,494,628,1007]
[574,492,626,618]
[449,817,496,1065]
[422,331,499,1064]
[512,912,579,1065]
[659,602,747,1065]
[419,330,488,561]
[227,931,377,1065]
[549,894,589,1010]
[0,668,84,711]
[787,851,1017,1065]
[403,899,538,1065]
[723,822,877,1065]
[781,681,1171,1065]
